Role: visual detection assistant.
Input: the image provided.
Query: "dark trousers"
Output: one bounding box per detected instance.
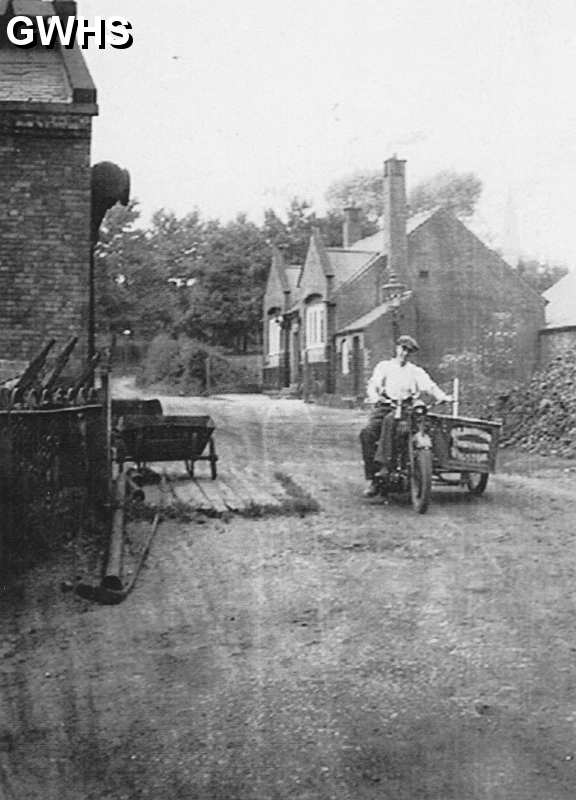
[359,404,396,480]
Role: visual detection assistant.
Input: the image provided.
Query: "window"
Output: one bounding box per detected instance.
[268,316,282,355]
[305,303,326,348]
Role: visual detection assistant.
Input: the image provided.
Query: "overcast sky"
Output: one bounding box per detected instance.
[83,0,576,267]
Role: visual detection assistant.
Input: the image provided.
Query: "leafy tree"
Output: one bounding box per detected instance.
[94,199,148,336]
[325,170,383,221]
[263,198,318,264]
[408,170,482,219]
[181,214,270,352]
[263,198,372,261]
[325,167,483,221]
[516,258,568,293]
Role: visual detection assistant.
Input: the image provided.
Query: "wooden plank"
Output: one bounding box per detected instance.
[172,479,213,512]
[194,478,229,514]
[225,468,281,509]
[216,470,257,507]
[216,475,250,512]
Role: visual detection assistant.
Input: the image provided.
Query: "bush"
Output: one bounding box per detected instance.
[139,333,180,386]
[138,334,262,394]
[437,350,513,419]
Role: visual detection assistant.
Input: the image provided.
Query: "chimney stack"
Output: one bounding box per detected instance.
[382,157,408,281]
[343,206,361,248]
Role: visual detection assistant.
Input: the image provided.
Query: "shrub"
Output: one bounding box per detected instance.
[139,333,180,386]
[138,334,261,394]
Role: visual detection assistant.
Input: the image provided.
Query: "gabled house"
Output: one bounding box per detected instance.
[263,157,546,398]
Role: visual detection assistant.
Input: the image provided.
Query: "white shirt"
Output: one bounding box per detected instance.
[366,359,450,404]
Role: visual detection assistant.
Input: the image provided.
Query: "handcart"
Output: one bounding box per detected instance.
[116,414,218,479]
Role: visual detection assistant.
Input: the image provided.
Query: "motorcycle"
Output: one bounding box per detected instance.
[374,396,440,514]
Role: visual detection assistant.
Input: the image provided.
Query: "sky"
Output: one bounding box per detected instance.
[82,0,576,267]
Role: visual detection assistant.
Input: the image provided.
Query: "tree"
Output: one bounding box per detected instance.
[408,170,482,219]
[94,199,148,336]
[263,198,318,264]
[516,258,568,293]
[325,167,483,221]
[181,214,270,352]
[325,170,383,221]
[95,204,208,340]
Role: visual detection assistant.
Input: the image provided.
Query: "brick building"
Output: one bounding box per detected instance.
[0,0,98,372]
[263,157,546,398]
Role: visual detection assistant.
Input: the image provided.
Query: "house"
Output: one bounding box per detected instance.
[263,157,546,398]
[539,269,576,363]
[0,0,98,370]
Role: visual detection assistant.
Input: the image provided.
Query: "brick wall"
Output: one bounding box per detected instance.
[406,212,545,378]
[334,258,383,330]
[0,109,92,364]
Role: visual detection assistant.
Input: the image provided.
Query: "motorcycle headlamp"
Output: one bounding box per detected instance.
[413,404,427,415]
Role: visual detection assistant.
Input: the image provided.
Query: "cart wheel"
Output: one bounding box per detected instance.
[464,472,489,496]
[185,459,195,478]
[411,449,432,514]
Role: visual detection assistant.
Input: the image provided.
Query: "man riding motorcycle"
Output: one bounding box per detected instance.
[360,335,452,498]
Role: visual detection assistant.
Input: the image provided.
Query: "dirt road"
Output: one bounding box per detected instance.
[2,387,576,799]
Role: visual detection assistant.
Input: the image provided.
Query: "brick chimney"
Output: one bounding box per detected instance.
[382,157,408,280]
[343,206,362,248]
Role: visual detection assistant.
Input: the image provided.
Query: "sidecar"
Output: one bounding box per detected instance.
[426,412,501,495]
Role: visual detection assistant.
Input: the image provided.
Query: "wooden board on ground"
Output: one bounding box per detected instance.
[223,468,282,509]
[141,467,290,516]
[212,473,250,512]
[194,477,229,514]
[171,479,213,513]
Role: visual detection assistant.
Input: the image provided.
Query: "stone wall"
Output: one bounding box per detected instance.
[539,327,576,364]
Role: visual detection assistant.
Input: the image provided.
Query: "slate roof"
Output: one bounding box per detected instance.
[336,291,413,335]
[0,44,72,103]
[349,208,441,252]
[543,270,576,328]
[325,249,381,288]
[0,0,97,108]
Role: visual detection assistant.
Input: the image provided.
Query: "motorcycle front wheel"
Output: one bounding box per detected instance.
[464,471,489,496]
[410,448,432,514]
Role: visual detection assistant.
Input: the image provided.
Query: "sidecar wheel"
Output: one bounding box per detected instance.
[464,472,489,496]
[411,449,432,514]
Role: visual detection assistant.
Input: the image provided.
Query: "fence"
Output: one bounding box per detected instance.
[0,404,108,571]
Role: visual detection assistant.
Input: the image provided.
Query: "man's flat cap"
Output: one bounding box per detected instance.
[397,334,420,353]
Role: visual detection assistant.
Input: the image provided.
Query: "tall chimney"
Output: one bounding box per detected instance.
[382,157,408,280]
[343,206,361,248]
